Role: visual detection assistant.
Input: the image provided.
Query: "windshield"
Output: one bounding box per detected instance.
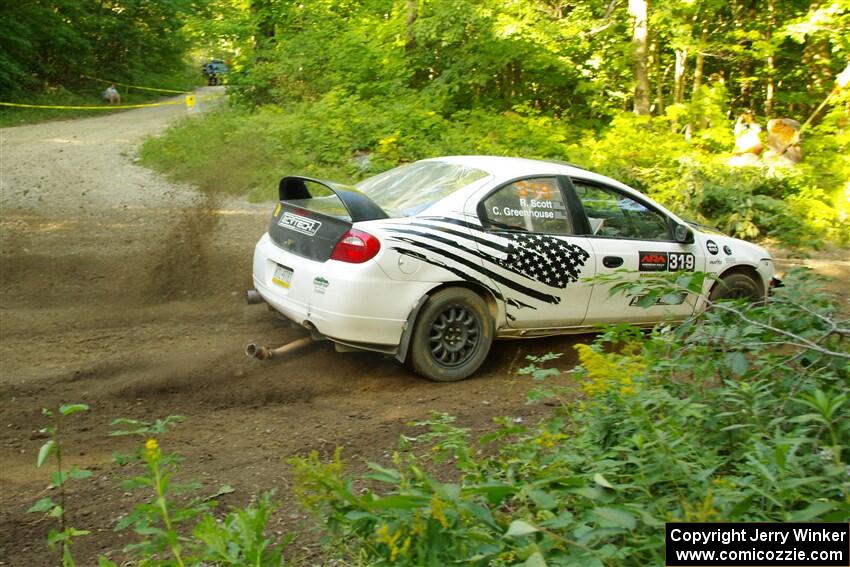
[356,161,489,217]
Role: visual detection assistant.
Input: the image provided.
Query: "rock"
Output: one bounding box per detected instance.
[733,112,763,156]
[764,118,803,165]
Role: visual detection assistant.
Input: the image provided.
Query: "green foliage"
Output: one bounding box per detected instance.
[29,409,290,566]
[0,0,205,99]
[288,269,848,566]
[28,404,92,567]
[142,91,846,246]
[140,89,582,200]
[152,0,848,247]
[567,111,847,245]
[193,492,290,566]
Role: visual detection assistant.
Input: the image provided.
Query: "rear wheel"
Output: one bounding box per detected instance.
[409,288,494,382]
[709,272,764,303]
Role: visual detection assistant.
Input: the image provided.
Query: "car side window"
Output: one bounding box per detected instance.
[481,177,573,235]
[572,181,671,241]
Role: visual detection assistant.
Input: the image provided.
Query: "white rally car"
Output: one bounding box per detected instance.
[249,156,776,381]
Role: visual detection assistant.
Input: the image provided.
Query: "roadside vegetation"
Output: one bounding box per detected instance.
[139,0,849,247]
[30,269,849,565]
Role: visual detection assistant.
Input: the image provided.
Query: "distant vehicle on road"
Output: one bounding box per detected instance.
[248,156,778,381]
[202,60,229,85]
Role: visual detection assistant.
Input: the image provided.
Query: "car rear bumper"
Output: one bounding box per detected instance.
[252,233,434,347]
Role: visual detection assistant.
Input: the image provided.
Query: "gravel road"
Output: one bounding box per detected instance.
[0,88,560,565]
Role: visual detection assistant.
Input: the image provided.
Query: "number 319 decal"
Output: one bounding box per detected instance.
[639,251,695,272]
[669,252,695,271]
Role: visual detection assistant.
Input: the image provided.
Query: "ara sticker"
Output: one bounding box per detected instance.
[639,252,668,271]
[313,276,329,294]
[639,251,695,272]
[706,240,719,255]
[723,244,733,255]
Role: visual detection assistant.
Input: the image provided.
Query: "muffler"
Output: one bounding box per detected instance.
[244,337,314,360]
[245,289,265,305]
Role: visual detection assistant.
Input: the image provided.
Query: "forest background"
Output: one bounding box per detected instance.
[2,0,848,246]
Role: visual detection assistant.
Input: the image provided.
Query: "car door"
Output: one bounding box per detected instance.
[473,176,596,328]
[568,178,705,324]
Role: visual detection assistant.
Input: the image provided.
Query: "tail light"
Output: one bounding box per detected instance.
[330,229,381,263]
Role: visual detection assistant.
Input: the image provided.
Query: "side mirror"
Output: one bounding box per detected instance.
[674,224,694,244]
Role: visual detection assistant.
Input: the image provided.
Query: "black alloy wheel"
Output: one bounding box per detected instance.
[409,288,494,382]
[709,272,765,303]
[429,305,481,367]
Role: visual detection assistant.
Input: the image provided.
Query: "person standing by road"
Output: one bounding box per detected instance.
[103,84,120,105]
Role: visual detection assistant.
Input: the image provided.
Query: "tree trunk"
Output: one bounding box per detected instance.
[765,0,776,116]
[691,13,705,99]
[405,0,417,52]
[801,0,833,100]
[692,50,704,96]
[251,0,275,54]
[629,0,651,115]
[650,37,664,114]
[674,48,688,103]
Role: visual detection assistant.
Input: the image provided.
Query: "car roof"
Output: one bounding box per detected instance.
[417,155,686,224]
[420,155,627,188]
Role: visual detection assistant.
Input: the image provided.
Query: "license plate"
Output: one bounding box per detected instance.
[272,264,294,288]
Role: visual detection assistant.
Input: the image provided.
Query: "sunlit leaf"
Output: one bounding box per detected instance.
[505,520,540,537]
[37,440,56,468]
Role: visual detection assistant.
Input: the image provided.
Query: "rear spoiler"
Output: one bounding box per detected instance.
[279,176,388,222]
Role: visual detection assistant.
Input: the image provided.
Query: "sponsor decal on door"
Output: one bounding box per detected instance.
[639,251,695,272]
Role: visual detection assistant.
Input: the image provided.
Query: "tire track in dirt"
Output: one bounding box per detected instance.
[0,88,588,565]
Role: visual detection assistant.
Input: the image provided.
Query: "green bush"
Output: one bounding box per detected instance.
[288,269,849,566]
[141,93,846,246]
[29,414,290,566]
[140,89,582,201]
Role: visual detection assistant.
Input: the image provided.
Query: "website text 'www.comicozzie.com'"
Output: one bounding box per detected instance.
[665,523,849,567]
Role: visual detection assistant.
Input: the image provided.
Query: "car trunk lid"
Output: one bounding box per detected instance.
[268,176,388,262]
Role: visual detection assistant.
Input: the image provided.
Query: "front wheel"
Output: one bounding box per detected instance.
[709,272,764,303]
[408,288,494,382]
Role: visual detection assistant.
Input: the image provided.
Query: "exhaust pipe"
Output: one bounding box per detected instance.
[245,336,314,360]
[245,289,264,305]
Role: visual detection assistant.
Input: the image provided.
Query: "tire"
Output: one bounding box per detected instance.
[408,288,494,382]
[709,272,764,303]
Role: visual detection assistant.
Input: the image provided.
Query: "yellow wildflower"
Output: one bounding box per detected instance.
[683,490,719,522]
[144,438,159,459]
[375,523,404,561]
[533,430,567,449]
[430,495,450,529]
[411,512,427,536]
[575,343,644,398]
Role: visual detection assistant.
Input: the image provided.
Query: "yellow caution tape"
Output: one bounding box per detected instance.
[0,99,185,110]
[0,92,224,110]
[81,74,190,94]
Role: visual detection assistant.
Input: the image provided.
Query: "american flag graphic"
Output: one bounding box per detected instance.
[496,233,589,289]
[382,216,590,308]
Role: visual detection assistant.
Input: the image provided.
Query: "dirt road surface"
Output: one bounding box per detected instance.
[0,89,583,565]
[1,88,847,565]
